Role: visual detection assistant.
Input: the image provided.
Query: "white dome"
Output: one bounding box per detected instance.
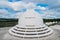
[9,9,53,38]
[18,9,44,28]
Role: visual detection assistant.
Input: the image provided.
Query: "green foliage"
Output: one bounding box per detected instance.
[0,18,18,27]
[43,18,60,23]
[0,18,60,27]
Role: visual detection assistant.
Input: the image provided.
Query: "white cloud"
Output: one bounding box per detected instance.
[22,0,46,3]
[0,13,18,18]
[41,10,60,19]
[0,10,22,18]
[0,9,10,18]
[10,1,47,11]
[0,0,60,19]
[0,9,8,15]
[0,1,11,8]
[0,0,8,1]
[9,1,26,11]
[25,2,36,9]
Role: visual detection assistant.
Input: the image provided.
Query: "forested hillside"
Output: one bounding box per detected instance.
[0,18,60,27]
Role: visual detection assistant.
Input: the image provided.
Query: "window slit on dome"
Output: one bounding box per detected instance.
[26,25,35,27]
[25,17,36,19]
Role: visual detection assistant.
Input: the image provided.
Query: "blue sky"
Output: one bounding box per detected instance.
[0,0,60,19]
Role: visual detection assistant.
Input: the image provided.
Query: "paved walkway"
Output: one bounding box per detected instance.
[50,25,60,30]
[0,26,60,40]
[0,27,11,40]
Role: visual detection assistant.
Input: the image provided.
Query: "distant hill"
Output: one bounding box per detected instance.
[0,18,18,27]
[0,18,60,27]
[43,18,60,23]
[0,18,18,22]
[0,18,60,22]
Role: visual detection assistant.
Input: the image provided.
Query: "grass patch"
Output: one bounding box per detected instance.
[0,21,18,28]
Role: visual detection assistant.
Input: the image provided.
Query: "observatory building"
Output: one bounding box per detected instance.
[4,9,59,40]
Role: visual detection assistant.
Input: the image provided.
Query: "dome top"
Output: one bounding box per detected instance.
[18,9,44,27]
[20,9,42,18]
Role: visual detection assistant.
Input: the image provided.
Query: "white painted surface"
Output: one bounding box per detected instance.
[50,25,60,30]
[9,9,53,38]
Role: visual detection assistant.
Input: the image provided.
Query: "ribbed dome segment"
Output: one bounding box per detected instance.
[9,9,53,38]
